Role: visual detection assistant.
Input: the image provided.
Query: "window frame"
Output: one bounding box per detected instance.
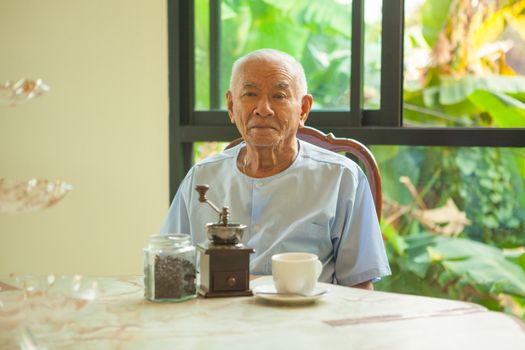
[167,0,525,200]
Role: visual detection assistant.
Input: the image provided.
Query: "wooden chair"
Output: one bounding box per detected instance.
[225,126,382,220]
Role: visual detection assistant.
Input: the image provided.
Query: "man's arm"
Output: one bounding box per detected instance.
[352,280,373,290]
[334,168,391,287]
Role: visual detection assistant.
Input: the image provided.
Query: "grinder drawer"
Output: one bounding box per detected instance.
[212,270,248,291]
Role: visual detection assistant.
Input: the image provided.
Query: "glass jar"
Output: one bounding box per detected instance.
[143,233,197,302]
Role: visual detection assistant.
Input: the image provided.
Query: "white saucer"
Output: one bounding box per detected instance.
[253,284,327,305]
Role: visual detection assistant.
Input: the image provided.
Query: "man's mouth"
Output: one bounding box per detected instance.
[249,125,277,130]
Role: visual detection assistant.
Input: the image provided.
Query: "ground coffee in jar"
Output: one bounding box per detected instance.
[144,234,196,302]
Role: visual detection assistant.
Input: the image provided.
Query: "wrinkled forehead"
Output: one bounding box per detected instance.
[231,58,300,92]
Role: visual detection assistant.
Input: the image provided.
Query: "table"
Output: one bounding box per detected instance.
[1,275,524,349]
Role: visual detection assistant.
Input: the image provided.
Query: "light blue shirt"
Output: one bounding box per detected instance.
[160,140,391,286]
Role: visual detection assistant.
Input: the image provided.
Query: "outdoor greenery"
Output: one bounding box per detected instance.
[193,0,525,319]
[374,0,525,319]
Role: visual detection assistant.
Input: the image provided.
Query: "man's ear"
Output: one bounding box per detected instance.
[226,90,235,123]
[299,94,313,127]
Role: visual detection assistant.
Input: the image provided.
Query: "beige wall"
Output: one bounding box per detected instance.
[0,1,169,275]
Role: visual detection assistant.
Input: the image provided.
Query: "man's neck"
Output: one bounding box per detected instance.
[240,139,299,178]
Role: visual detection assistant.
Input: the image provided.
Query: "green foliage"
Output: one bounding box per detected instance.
[421,0,453,47]
[438,75,525,105]
[376,231,525,315]
[193,142,228,164]
[455,148,525,246]
[405,75,525,127]
[217,0,373,109]
[377,144,525,246]
[405,0,525,128]
[373,146,425,207]
[380,222,408,256]
[376,143,525,319]
[469,90,525,128]
[195,0,210,110]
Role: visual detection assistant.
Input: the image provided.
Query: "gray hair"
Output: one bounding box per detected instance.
[229,48,308,97]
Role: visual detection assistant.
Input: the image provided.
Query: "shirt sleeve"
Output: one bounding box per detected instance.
[334,168,391,286]
[159,169,193,235]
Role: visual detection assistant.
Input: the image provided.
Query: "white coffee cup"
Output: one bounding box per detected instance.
[271,252,323,295]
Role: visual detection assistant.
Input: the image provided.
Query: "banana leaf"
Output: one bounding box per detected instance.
[436,75,525,105]
[421,0,453,47]
[401,233,525,298]
[468,90,525,127]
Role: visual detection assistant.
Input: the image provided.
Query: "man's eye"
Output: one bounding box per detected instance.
[242,92,257,97]
[274,94,287,99]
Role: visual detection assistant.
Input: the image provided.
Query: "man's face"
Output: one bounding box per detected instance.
[226,59,312,148]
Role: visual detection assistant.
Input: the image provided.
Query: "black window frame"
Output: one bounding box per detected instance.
[167,0,525,200]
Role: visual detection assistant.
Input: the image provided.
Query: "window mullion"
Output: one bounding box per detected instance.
[182,0,195,124]
[210,0,221,110]
[350,0,364,127]
[379,0,404,126]
[168,0,195,199]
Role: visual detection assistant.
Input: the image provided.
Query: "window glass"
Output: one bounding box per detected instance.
[364,0,382,109]
[195,0,211,110]
[193,141,229,164]
[372,144,525,316]
[404,0,525,128]
[195,0,383,111]
[220,0,351,110]
[371,145,525,244]
[220,0,349,110]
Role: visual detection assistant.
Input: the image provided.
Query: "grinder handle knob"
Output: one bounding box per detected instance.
[195,184,210,202]
[195,184,222,216]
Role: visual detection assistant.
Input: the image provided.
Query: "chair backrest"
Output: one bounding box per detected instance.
[225,126,382,220]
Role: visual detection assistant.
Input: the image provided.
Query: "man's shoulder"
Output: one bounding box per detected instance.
[299,140,358,170]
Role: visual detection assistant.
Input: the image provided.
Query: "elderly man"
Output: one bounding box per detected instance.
[160,48,390,289]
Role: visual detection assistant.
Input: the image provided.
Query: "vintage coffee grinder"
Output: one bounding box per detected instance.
[195,184,255,297]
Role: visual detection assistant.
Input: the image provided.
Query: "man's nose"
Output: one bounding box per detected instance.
[254,96,274,117]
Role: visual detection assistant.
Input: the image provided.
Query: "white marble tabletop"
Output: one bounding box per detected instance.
[1,275,524,349]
